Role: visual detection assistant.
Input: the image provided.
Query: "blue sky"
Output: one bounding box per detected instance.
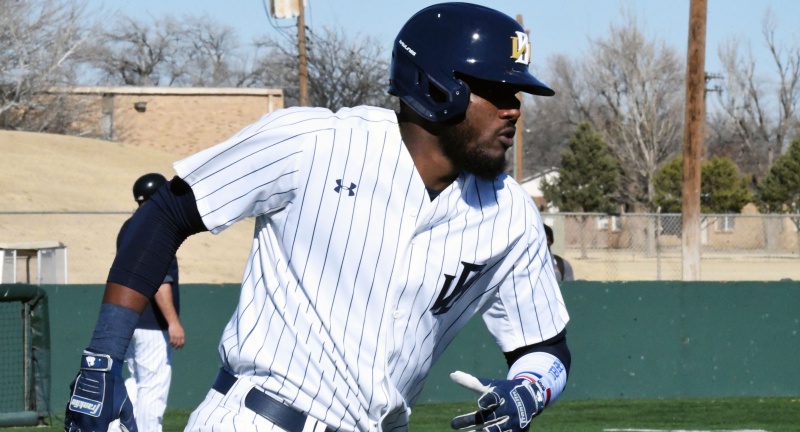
[86,0,799,80]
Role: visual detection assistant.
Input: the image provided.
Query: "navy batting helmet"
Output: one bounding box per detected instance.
[388,2,554,122]
[132,173,168,203]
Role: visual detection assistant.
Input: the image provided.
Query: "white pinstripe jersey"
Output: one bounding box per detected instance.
[174,106,569,431]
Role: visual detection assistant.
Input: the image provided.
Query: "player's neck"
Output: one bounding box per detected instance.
[399,120,459,191]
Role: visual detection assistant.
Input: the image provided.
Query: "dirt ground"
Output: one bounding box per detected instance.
[565,252,800,282]
[0,130,252,284]
[2,130,798,284]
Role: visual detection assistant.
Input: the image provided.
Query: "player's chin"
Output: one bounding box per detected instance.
[467,154,508,180]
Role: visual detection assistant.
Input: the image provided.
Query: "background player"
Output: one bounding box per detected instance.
[110,173,185,432]
[64,3,570,431]
[544,223,575,282]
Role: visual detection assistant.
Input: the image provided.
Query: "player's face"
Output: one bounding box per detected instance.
[440,78,521,179]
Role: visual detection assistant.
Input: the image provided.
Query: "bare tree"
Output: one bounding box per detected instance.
[583,14,685,211]
[170,15,250,87]
[250,27,392,110]
[246,42,295,92]
[84,13,257,88]
[542,54,597,125]
[0,0,95,133]
[306,28,392,110]
[520,55,587,177]
[86,14,183,86]
[520,99,570,177]
[709,11,800,177]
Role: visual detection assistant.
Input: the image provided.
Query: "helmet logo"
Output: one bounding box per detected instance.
[510,31,530,65]
[398,39,417,57]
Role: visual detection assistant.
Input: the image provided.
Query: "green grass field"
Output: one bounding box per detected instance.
[26,397,800,431]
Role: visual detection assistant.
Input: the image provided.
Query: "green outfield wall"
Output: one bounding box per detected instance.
[41,281,799,413]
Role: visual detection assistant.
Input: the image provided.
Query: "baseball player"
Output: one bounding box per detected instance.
[108,173,185,432]
[544,224,575,282]
[64,3,571,432]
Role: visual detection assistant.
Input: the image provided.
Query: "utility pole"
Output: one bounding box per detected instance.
[682,0,707,281]
[514,14,525,183]
[297,0,309,106]
[268,0,309,105]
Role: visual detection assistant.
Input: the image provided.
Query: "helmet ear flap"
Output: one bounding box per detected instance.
[389,51,470,121]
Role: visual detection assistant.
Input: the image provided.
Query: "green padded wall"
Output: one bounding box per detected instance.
[44,281,800,413]
[420,281,800,402]
[44,284,238,413]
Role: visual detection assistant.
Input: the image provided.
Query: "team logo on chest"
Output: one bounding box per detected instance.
[430,261,486,315]
[334,179,357,196]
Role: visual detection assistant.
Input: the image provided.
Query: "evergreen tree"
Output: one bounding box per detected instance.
[702,157,753,213]
[757,135,800,252]
[653,157,683,213]
[542,122,620,259]
[653,156,752,214]
[542,122,620,213]
[757,135,800,221]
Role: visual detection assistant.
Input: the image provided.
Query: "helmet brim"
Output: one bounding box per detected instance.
[502,72,555,97]
[462,67,555,97]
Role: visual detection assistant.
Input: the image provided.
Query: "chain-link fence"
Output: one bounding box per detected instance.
[0,211,253,285]
[542,212,800,281]
[2,211,800,283]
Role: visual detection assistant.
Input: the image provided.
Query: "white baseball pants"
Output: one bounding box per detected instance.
[111,328,172,432]
[184,377,330,432]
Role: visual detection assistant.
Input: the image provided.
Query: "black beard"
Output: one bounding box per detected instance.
[439,120,508,180]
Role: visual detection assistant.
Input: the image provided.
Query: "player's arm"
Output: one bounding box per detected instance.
[450,331,570,431]
[503,329,570,410]
[451,216,570,431]
[152,281,185,349]
[65,177,206,432]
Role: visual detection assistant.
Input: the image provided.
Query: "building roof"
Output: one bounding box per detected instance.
[520,167,559,197]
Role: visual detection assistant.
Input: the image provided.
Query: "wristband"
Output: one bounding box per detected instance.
[80,351,123,375]
[508,351,568,406]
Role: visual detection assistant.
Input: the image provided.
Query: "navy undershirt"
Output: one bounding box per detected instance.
[115,217,180,330]
[426,188,443,200]
[107,177,206,299]
[504,329,572,374]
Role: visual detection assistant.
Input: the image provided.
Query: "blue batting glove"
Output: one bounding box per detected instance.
[64,351,137,432]
[450,371,546,432]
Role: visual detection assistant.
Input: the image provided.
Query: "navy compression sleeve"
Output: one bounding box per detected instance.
[107,177,207,298]
[504,329,571,374]
[87,303,140,360]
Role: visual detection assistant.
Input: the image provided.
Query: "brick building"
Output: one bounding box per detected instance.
[59,86,284,156]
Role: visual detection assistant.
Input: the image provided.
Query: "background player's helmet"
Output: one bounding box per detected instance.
[388,2,554,122]
[132,173,168,203]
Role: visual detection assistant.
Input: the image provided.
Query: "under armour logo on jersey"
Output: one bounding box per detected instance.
[510,31,531,65]
[334,179,357,196]
[430,261,486,315]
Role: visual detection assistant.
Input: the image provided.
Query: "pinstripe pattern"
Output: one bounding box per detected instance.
[118,329,171,432]
[175,106,569,432]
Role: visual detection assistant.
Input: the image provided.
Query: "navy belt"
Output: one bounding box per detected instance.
[212,368,334,432]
